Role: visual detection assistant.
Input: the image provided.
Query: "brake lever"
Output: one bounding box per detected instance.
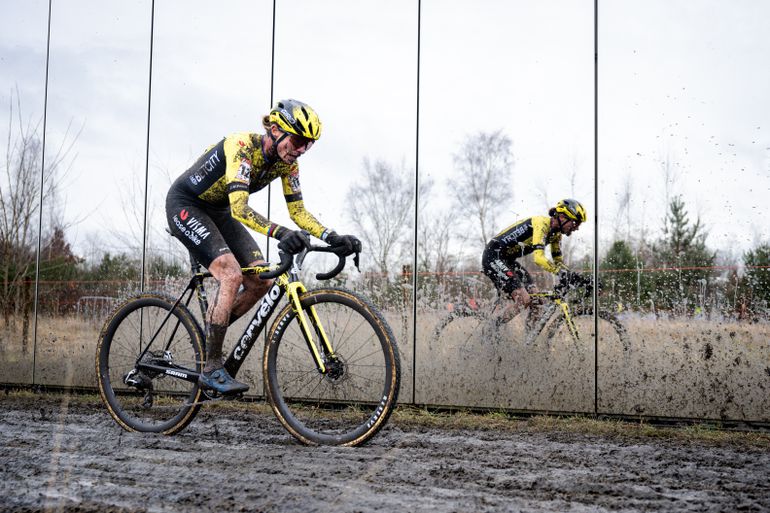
[353,252,360,272]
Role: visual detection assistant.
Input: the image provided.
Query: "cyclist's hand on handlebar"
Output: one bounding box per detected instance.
[558,269,587,287]
[276,229,309,254]
[557,269,575,286]
[326,231,362,255]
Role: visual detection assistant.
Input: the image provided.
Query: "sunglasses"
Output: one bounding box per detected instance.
[286,133,314,150]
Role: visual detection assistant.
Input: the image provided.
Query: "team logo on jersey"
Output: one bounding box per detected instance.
[189,150,221,186]
[172,213,211,246]
[500,224,528,244]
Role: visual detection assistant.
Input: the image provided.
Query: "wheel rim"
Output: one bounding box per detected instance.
[100,301,201,432]
[268,293,397,444]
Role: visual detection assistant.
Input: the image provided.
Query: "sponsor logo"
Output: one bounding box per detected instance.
[500,223,528,245]
[189,150,221,186]
[180,209,189,221]
[172,214,210,246]
[165,369,188,379]
[490,260,511,280]
[366,395,389,429]
[233,284,282,360]
[280,108,295,123]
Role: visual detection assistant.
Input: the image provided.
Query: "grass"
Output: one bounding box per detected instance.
[4,388,769,447]
[388,404,770,447]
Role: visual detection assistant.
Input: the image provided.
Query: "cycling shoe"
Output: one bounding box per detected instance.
[198,368,249,395]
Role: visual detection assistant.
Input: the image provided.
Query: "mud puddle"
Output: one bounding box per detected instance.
[1,394,769,512]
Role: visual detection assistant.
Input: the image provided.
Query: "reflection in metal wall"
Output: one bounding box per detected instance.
[598,1,770,422]
[0,1,50,385]
[31,0,151,387]
[415,0,596,412]
[2,1,769,423]
[145,0,275,393]
[271,0,419,401]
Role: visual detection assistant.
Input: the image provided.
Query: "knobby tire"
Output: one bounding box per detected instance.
[264,288,400,446]
[96,292,205,434]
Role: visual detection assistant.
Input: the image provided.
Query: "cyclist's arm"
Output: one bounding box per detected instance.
[531,220,561,274]
[223,136,288,238]
[550,235,567,270]
[281,168,330,240]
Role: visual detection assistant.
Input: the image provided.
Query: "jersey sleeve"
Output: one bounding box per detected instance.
[550,234,565,270]
[531,218,561,274]
[281,167,329,239]
[223,134,286,237]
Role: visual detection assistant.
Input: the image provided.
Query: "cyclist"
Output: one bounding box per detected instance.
[166,99,361,395]
[481,199,587,323]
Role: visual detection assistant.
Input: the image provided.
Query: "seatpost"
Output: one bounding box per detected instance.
[189,252,201,274]
[188,252,208,316]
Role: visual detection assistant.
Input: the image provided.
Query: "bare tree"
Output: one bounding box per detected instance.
[346,158,424,278]
[418,209,454,275]
[657,145,681,211]
[1,88,79,348]
[533,178,550,212]
[450,130,514,246]
[614,172,633,241]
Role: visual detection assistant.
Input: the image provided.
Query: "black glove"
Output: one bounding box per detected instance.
[276,229,309,254]
[558,269,579,286]
[558,269,592,289]
[326,232,362,255]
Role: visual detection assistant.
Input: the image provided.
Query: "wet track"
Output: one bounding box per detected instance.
[1,393,769,512]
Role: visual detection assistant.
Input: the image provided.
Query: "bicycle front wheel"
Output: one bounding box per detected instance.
[96,292,204,434]
[545,309,629,352]
[264,288,400,446]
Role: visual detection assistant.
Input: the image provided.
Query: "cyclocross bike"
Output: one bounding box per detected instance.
[433,274,629,351]
[96,243,401,446]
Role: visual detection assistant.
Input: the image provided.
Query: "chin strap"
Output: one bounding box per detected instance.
[553,215,572,234]
[265,128,290,161]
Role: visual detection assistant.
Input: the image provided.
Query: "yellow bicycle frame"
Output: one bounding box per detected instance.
[529,291,580,342]
[282,276,337,375]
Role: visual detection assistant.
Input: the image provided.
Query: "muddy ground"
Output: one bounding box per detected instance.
[1,393,769,513]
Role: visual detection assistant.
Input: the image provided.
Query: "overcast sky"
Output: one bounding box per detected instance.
[1,0,768,271]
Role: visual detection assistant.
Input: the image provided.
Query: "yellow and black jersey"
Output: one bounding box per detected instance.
[487,216,564,274]
[169,132,327,239]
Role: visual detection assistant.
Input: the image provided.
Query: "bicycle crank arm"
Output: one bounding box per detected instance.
[136,362,200,384]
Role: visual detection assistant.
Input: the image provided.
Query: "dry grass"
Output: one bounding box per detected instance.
[4,389,768,446]
[3,313,770,422]
[389,405,770,447]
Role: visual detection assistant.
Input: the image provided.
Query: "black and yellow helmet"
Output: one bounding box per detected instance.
[550,199,587,223]
[267,99,322,140]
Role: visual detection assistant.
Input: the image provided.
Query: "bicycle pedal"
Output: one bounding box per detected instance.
[201,388,222,401]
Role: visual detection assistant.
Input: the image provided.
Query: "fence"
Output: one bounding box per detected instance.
[1,264,769,424]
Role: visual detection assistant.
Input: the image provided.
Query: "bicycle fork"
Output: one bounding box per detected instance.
[555,298,580,341]
[285,281,336,375]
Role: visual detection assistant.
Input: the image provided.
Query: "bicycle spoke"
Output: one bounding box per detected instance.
[98,295,203,434]
[266,288,400,445]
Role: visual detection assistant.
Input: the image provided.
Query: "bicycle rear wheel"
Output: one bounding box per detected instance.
[264,288,400,446]
[96,292,204,434]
